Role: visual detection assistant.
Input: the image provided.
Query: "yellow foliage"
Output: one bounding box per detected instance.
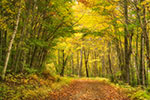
[29,74,39,81]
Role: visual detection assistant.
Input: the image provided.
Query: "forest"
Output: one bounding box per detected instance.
[0,0,150,100]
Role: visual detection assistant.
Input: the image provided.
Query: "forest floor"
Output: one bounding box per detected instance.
[1,74,149,100]
[48,79,130,100]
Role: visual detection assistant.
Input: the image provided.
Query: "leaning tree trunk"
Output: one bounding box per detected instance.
[1,8,21,80]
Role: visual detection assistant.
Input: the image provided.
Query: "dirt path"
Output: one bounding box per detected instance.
[48,80,129,100]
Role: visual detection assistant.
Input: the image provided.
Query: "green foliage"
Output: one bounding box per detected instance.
[28,38,49,48]
[0,83,11,100]
[24,67,38,74]
[22,86,52,100]
[116,84,150,100]
[51,76,73,90]
[129,90,150,100]
[0,0,75,78]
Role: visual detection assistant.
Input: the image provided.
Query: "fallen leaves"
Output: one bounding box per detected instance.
[48,79,130,100]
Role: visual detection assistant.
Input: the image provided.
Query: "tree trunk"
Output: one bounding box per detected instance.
[124,0,130,83]
[130,55,135,86]
[94,51,98,76]
[2,31,7,62]
[135,33,140,85]
[141,0,149,86]
[60,50,68,76]
[140,33,145,85]
[60,50,65,76]
[71,53,74,75]
[14,22,26,72]
[30,46,38,68]
[56,49,60,73]
[108,43,114,81]
[76,50,79,76]
[79,48,83,77]
[84,48,89,77]
[115,41,124,80]
[101,56,105,77]
[1,8,21,80]
[0,30,2,62]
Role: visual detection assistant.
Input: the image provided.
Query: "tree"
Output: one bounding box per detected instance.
[2,7,21,80]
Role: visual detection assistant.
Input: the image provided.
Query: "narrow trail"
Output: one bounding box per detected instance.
[48,80,130,100]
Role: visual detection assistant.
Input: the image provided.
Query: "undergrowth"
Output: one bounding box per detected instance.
[0,73,73,100]
[95,78,150,100]
[1,75,150,100]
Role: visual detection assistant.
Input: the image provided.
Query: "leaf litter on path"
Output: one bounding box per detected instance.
[48,79,130,100]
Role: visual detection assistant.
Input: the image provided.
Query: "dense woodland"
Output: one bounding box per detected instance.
[1,0,150,91]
